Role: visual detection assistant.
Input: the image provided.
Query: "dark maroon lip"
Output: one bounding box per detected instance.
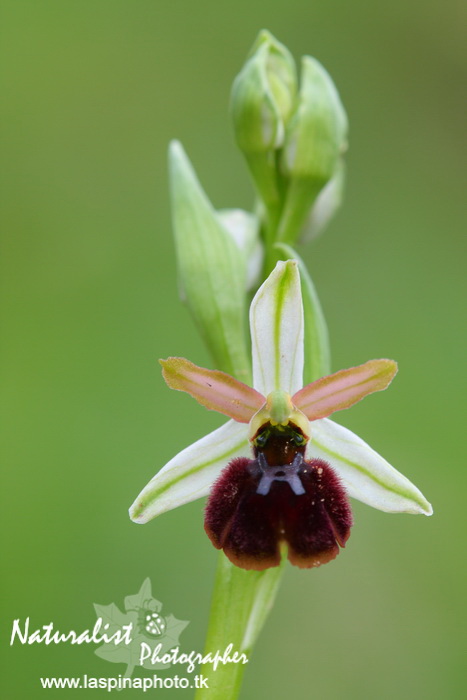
[204,428,353,571]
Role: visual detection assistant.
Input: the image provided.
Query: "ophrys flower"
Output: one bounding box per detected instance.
[130,261,432,570]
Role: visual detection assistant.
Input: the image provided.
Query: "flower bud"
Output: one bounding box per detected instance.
[169,140,250,381]
[231,29,297,155]
[277,57,348,244]
[282,56,347,182]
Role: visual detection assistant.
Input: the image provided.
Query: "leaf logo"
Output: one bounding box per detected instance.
[93,578,189,678]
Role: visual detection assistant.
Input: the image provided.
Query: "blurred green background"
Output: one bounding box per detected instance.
[1,1,465,698]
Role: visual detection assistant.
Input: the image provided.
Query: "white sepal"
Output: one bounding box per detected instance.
[250,260,304,396]
[309,418,433,515]
[129,420,250,523]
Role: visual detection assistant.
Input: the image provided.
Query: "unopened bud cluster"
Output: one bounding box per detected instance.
[169,31,344,382]
[231,30,347,248]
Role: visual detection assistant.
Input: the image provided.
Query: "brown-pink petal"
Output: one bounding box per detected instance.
[160,357,265,422]
[293,359,398,421]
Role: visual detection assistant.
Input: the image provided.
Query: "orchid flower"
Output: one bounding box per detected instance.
[130,261,432,570]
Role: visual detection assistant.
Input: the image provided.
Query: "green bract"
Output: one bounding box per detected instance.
[302,159,345,243]
[169,141,251,382]
[217,209,263,291]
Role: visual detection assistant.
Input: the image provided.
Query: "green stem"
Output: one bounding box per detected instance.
[245,152,283,276]
[276,177,324,245]
[245,152,281,216]
[195,553,285,699]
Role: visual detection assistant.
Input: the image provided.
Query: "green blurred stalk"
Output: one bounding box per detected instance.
[195,553,285,699]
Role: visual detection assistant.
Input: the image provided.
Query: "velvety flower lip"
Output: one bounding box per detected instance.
[129,261,432,531]
[204,454,353,570]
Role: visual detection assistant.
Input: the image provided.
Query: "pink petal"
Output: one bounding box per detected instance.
[160,357,265,422]
[293,359,398,420]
